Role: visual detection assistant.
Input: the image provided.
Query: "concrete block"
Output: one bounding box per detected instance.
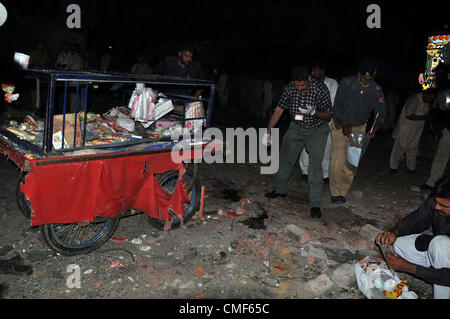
[359,224,383,243]
[331,263,356,288]
[303,274,335,298]
[285,224,310,244]
[306,244,326,260]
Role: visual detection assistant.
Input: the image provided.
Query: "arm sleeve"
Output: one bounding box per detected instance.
[373,88,387,126]
[277,85,291,110]
[317,86,333,114]
[332,79,348,121]
[391,196,435,237]
[416,265,450,287]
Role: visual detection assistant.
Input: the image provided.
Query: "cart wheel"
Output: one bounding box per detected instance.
[147,170,200,230]
[41,217,120,256]
[16,172,31,220]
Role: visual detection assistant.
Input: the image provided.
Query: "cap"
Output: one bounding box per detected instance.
[358,58,377,76]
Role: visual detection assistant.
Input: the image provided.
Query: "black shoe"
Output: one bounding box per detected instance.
[311,207,322,219]
[265,191,287,199]
[419,184,433,191]
[323,178,329,184]
[338,196,346,203]
[390,168,397,174]
[331,196,346,204]
[331,196,340,204]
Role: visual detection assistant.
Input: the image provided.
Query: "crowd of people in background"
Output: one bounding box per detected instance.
[22,38,450,191]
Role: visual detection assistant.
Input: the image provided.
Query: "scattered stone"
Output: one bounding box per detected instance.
[240,197,251,207]
[325,248,355,263]
[0,245,13,257]
[302,274,335,298]
[409,186,421,193]
[285,225,310,244]
[359,224,383,243]
[306,245,326,260]
[261,277,278,287]
[331,263,356,288]
[194,266,205,277]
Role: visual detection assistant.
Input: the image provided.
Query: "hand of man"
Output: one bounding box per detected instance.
[385,253,416,274]
[376,231,397,247]
[342,125,352,137]
[262,132,271,147]
[299,105,316,116]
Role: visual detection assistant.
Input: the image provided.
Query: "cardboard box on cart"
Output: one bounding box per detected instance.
[53,113,82,149]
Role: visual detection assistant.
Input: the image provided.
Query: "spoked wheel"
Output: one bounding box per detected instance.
[147,169,201,230]
[16,172,32,219]
[41,217,120,256]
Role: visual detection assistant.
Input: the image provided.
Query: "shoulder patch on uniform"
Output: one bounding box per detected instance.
[379,96,385,103]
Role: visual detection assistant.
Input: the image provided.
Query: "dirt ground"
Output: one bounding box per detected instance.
[0,117,441,300]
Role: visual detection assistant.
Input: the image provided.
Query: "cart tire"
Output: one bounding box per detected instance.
[16,172,31,220]
[147,170,200,230]
[41,217,120,256]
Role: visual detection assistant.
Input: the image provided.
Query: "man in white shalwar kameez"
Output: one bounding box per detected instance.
[389,91,436,173]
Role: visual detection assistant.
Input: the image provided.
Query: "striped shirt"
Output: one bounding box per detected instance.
[278,79,333,128]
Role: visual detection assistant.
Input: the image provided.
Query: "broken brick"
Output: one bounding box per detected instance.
[359,224,383,243]
[303,274,335,298]
[331,263,356,288]
[285,224,310,244]
[194,266,205,276]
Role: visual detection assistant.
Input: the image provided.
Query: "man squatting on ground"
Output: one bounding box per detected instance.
[329,58,386,204]
[376,175,450,299]
[264,65,333,219]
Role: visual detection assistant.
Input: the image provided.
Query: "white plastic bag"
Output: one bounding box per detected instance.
[129,87,157,122]
[355,256,418,299]
[347,132,368,167]
[116,117,135,132]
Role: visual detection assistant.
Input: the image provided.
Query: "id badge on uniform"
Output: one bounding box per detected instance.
[295,114,304,122]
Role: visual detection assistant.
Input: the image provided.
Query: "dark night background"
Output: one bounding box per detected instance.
[0,0,449,93]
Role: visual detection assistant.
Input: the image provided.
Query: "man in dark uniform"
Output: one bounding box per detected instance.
[329,58,386,204]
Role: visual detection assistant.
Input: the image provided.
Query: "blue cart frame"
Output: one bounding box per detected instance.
[2,69,216,157]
